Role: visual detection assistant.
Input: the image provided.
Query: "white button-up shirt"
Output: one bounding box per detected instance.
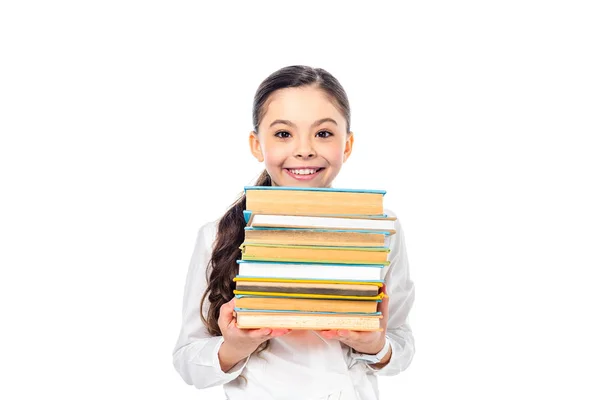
[173,208,415,400]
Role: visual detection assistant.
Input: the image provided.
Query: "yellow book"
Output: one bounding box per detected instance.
[244,186,385,215]
[233,290,385,301]
[233,278,382,297]
[243,228,387,247]
[240,243,390,265]
[234,310,383,331]
[234,295,379,313]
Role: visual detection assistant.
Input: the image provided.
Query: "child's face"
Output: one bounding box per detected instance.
[250,86,353,188]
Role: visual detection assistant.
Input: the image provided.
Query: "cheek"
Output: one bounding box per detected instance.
[321,145,345,167]
[262,147,287,166]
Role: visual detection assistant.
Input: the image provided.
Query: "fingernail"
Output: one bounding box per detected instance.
[263,328,272,335]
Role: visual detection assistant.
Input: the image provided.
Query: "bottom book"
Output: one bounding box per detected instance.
[233,309,383,331]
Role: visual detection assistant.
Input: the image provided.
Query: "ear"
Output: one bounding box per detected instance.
[249,131,264,162]
[343,132,354,163]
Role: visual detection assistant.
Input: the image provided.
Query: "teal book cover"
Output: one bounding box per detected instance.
[244,186,386,195]
[235,294,382,302]
[234,308,382,316]
[244,227,390,234]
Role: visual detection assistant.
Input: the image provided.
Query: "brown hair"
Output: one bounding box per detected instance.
[200,66,351,338]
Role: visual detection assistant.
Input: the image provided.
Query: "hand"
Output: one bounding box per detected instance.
[218,298,290,365]
[315,284,389,355]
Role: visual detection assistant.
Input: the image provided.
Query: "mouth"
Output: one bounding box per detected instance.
[283,167,325,181]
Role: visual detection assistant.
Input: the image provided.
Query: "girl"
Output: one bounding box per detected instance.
[173,65,415,400]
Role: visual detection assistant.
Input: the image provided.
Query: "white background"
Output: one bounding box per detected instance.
[1,1,599,399]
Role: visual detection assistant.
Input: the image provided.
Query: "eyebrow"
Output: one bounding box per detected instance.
[269,118,338,129]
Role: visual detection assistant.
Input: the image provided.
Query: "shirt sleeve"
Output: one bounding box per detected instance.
[172,222,250,389]
[365,210,416,375]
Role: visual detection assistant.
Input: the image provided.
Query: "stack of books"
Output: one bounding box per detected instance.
[233,186,397,331]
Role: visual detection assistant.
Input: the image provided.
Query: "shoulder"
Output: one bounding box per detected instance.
[186,219,219,275]
[197,219,219,249]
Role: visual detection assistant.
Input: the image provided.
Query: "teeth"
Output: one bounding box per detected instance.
[289,168,317,175]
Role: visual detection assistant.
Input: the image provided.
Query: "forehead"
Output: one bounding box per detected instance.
[261,86,345,128]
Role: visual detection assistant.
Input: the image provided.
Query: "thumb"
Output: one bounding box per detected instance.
[219,298,236,327]
[379,287,389,330]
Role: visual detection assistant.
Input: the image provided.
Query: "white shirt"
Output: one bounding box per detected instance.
[173,208,415,400]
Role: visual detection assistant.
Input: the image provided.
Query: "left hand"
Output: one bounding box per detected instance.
[315,284,389,354]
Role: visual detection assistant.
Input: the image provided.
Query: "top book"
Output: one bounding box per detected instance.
[244,186,386,216]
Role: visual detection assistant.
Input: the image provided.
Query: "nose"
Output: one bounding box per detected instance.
[294,136,316,159]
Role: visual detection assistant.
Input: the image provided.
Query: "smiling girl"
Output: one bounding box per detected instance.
[173,65,415,400]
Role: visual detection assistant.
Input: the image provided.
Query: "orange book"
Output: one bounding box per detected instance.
[234,310,383,331]
[243,228,387,247]
[240,243,390,265]
[234,295,379,313]
[244,186,386,216]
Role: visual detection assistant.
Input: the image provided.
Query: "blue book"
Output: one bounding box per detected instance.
[234,308,382,316]
[244,186,386,194]
[244,227,390,235]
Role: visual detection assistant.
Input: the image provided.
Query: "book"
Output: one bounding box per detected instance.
[240,243,390,265]
[232,185,395,331]
[234,295,379,313]
[246,213,396,234]
[233,279,382,297]
[234,309,383,331]
[234,289,384,301]
[237,260,384,281]
[244,186,386,216]
[244,227,388,247]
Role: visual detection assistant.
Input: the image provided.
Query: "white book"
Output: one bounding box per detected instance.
[247,214,396,233]
[236,260,384,281]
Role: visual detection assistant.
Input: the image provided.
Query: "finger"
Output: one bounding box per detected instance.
[246,327,272,338]
[269,329,291,337]
[243,328,291,339]
[336,329,364,343]
[378,290,390,330]
[314,330,338,339]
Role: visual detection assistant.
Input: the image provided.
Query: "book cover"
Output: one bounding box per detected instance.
[244,186,386,194]
[233,290,385,301]
[233,275,385,285]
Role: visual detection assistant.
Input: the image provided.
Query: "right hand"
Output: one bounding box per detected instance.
[218,298,290,359]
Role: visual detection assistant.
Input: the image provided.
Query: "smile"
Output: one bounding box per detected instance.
[284,167,324,180]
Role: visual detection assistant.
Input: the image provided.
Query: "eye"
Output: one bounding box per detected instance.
[316,130,333,138]
[275,131,291,138]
